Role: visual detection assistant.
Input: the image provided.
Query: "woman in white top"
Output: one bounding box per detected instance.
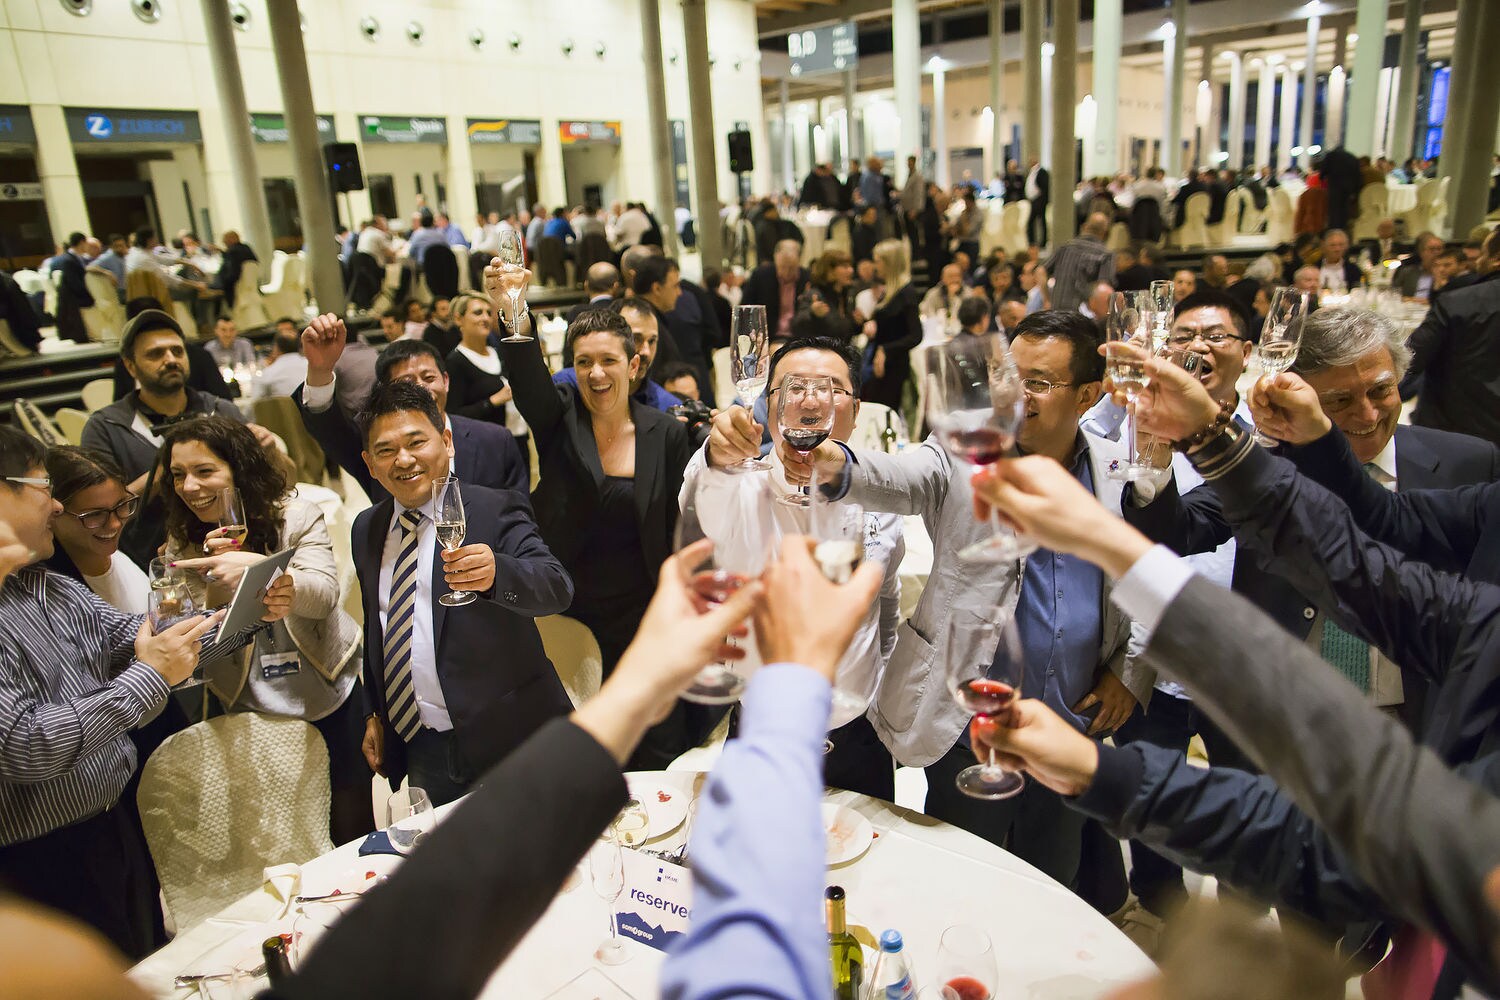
[42,446,149,613]
[159,415,370,843]
[443,291,530,453]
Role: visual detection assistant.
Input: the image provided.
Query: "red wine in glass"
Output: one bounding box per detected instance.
[782,427,830,452]
[690,569,748,608]
[937,426,1014,467]
[951,678,1016,715]
[945,977,993,1000]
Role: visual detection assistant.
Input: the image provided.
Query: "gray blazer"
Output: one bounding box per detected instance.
[1144,575,1500,989]
[847,432,1150,767]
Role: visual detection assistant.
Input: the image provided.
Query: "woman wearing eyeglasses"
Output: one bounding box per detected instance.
[42,446,148,613]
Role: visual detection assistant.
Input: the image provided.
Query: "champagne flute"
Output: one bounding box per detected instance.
[921,333,1032,564]
[809,495,873,749]
[934,925,999,1000]
[673,469,774,703]
[588,835,630,966]
[944,609,1025,800]
[774,374,835,507]
[726,305,772,472]
[386,786,434,854]
[216,488,248,547]
[1103,292,1155,482]
[494,229,533,343]
[434,476,474,607]
[1253,287,1309,447]
[1148,278,1174,343]
[611,798,651,848]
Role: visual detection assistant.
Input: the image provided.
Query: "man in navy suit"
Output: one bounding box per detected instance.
[352,380,573,806]
[297,314,528,501]
[53,231,95,345]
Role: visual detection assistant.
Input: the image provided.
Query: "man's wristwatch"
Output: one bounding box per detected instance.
[1185,419,1255,482]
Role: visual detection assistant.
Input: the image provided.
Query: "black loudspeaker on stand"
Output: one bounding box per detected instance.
[323,142,365,193]
[727,130,754,175]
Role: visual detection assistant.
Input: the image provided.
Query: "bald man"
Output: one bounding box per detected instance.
[741,238,810,341]
[564,261,621,325]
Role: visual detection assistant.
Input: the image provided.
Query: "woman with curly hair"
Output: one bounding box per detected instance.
[159,416,370,841]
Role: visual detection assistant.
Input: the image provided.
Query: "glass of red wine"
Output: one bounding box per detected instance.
[934,924,998,1000]
[921,332,1032,564]
[775,373,836,507]
[673,468,775,704]
[944,608,1025,800]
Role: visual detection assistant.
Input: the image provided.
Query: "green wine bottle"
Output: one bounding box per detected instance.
[826,885,863,1000]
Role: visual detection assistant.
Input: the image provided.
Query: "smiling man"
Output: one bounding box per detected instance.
[352,381,572,807]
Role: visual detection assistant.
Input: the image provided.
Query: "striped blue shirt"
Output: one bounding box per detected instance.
[0,566,249,845]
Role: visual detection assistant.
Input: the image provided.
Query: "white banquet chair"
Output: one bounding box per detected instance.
[53,406,89,446]
[1351,183,1389,242]
[137,714,332,933]
[80,377,114,413]
[1266,186,1294,244]
[231,259,271,330]
[259,252,306,322]
[999,200,1030,256]
[537,614,604,708]
[1176,192,1210,248]
[84,270,125,340]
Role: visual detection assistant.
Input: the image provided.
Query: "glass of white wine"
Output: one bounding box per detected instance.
[1253,287,1309,448]
[435,476,474,607]
[611,798,651,848]
[216,488,248,547]
[494,230,533,344]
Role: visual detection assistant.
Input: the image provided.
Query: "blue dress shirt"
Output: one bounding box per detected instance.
[550,367,682,413]
[659,664,833,1000]
[406,227,447,265]
[1007,439,1104,732]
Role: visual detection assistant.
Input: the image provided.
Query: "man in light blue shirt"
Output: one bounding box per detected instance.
[90,234,129,303]
[661,539,883,1000]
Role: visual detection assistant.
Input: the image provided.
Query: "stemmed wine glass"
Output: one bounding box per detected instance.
[944,608,1025,800]
[934,925,999,1000]
[217,488,247,547]
[921,332,1032,564]
[673,469,775,703]
[147,557,200,639]
[726,305,772,472]
[1103,292,1157,482]
[588,834,630,966]
[809,494,873,753]
[386,786,434,854]
[774,374,835,507]
[1253,287,1309,447]
[1148,279,1174,343]
[494,229,533,343]
[434,476,474,606]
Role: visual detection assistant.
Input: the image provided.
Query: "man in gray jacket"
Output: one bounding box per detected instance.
[786,310,1152,889]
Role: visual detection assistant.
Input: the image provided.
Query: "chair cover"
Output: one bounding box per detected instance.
[53,407,89,445]
[231,260,271,330]
[537,614,604,708]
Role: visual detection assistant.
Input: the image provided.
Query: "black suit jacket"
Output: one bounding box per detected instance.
[55,252,92,307]
[212,243,258,309]
[564,295,616,328]
[353,485,573,787]
[1029,167,1050,207]
[277,718,626,1000]
[296,387,528,502]
[1403,272,1500,447]
[741,263,810,338]
[499,334,692,577]
[1124,423,1499,640]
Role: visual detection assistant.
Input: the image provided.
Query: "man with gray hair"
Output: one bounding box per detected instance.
[1264,306,1500,722]
[1045,212,1115,313]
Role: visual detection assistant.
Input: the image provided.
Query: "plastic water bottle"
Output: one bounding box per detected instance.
[868,928,917,999]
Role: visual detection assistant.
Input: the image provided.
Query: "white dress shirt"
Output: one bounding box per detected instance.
[254,352,309,400]
[376,494,451,731]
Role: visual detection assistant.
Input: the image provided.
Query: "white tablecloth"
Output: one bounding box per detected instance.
[1385,182,1418,216]
[131,773,1152,998]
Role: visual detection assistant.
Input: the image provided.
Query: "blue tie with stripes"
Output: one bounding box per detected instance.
[383,509,424,741]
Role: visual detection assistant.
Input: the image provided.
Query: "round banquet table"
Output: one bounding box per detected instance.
[131,772,1153,999]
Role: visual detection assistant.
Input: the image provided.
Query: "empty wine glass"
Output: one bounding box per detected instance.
[726,305,772,472]
[934,925,999,1000]
[809,492,876,749]
[216,488,247,547]
[774,374,835,507]
[1253,287,1309,447]
[387,786,434,854]
[434,476,474,607]
[1148,279,1174,342]
[673,469,775,703]
[147,572,199,634]
[588,835,630,966]
[494,229,533,343]
[1103,292,1157,482]
[944,609,1025,800]
[921,333,1032,563]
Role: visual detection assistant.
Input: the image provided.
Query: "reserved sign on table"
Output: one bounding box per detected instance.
[615,851,692,952]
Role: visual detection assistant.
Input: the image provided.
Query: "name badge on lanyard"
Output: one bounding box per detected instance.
[260,651,301,679]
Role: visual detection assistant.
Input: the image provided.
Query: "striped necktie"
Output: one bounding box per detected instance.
[382,509,424,741]
[1319,462,1383,692]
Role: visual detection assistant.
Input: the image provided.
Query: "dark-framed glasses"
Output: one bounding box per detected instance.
[65,494,141,529]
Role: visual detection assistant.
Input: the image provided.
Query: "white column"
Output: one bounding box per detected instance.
[893,0,922,186]
[30,104,91,240]
[1299,14,1320,169]
[990,0,1005,175]
[444,115,479,241]
[640,0,677,255]
[1040,43,1055,169]
[1391,0,1422,163]
[1279,66,1298,170]
[1345,0,1389,156]
[779,79,794,194]
[1022,0,1044,165]
[200,0,272,257]
[681,0,722,267]
[1092,0,1122,176]
[1328,67,1347,150]
[1051,0,1079,244]
[1201,44,1220,168]
[1254,57,1275,169]
[1226,52,1246,169]
[1162,0,1187,174]
[844,68,863,162]
[932,61,950,187]
[1195,79,1213,168]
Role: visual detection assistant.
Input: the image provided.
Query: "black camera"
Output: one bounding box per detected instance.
[667,398,714,432]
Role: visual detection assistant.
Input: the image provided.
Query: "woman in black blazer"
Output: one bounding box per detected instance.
[861,238,923,409]
[443,292,531,466]
[491,272,693,764]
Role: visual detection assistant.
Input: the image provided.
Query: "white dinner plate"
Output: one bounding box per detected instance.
[823,802,875,867]
[625,775,690,839]
[299,855,403,899]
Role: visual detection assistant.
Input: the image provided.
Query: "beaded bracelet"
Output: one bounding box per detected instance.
[1171,399,1235,453]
